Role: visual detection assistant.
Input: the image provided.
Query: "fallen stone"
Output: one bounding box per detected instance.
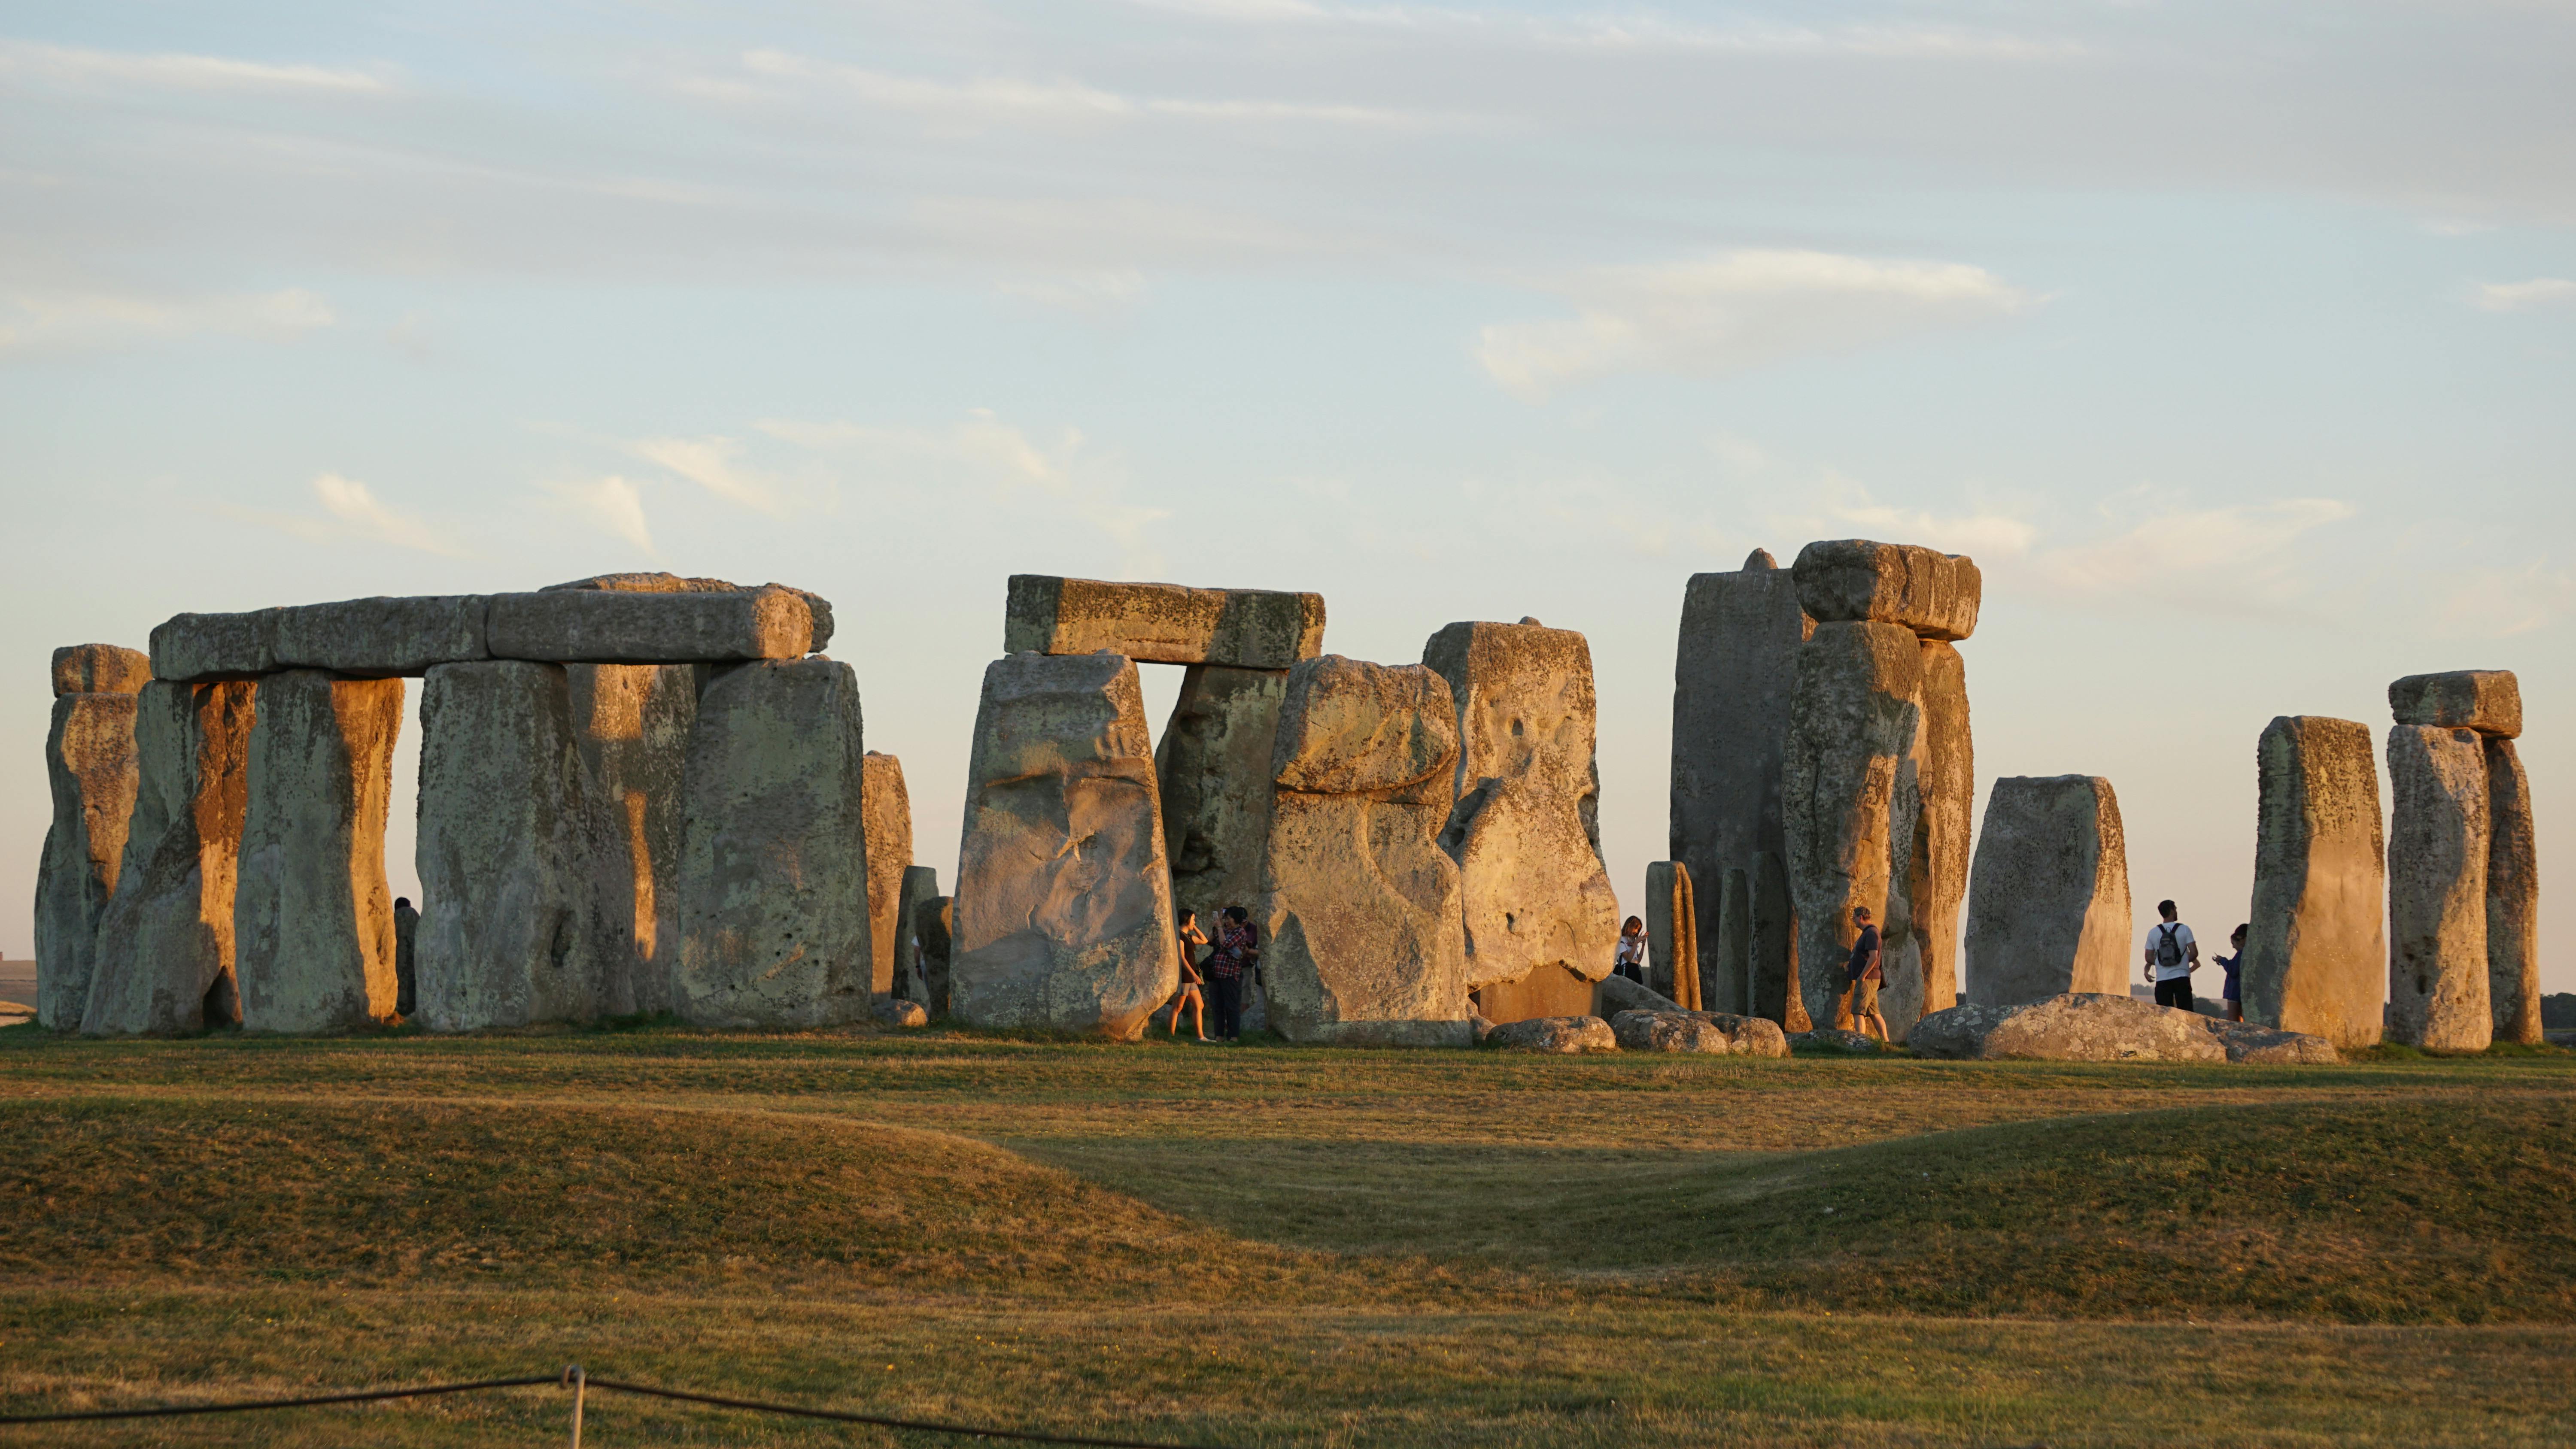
[565,663,699,1018]
[149,609,281,683]
[1155,664,1288,937]
[1598,971,1680,1015]
[672,658,872,1029]
[1911,993,2224,1063]
[51,644,152,697]
[872,995,929,1028]
[1910,639,1972,1022]
[2485,737,2540,1046]
[2213,1022,2340,1065]
[1709,865,1753,1016]
[35,691,140,1029]
[1787,1027,1881,1053]
[1469,1011,1497,1044]
[2389,670,2520,739]
[1782,621,1924,1027]
[232,672,404,1031]
[2245,716,2386,1049]
[1005,575,1324,669]
[1645,861,1700,1009]
[274,596,489,676]
[81,681,258,1035]
[1611,1008,1788,1056]
[951,652,1178,1039]
[894,865,942,1007]
[1790,539,1981,642]
[860,752,913,997]
[2385,725,2491,1050]
[486,587,815,664]
[1963,776,2132,1007]
[1485,1014,1615,1053]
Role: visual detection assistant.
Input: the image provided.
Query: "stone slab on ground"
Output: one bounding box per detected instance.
[1964,775,2132,1007]
[1005,575,1325,669]
[2386,724,2492,1051]
[1610,1008,1787,1056]
[486,587,816,664]
[150,609,282,683]
[1485,1014,1615,1053]
[1911,992,2336,1064]
[1790,539,1982,642]
[52,644,152,697]
[872,996,929,1028]
[2389,670,2521,739]
[2245,715,2386,1050]
[1787,1027,1881,1053]
[274,595,490,677]
[35,692,139,1030]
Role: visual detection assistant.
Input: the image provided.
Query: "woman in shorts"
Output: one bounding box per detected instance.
[1168,909,1212,1041]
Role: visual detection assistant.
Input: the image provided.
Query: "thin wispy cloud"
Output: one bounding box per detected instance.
[0,288,333,359]
[2033,496,2356,603]
[629,436,790,516]
[543,476,656,553]
[0,39,387,93]
[219,473,460,555]
[2473,278,2576,312]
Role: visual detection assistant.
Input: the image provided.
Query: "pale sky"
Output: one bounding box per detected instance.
[4,1,2568,992]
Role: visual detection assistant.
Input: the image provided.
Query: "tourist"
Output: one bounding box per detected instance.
[1209,906,1260,1042]
[1845,905,1888,1042]
[2215,923,2247,1022]
[392,896,420,1019]
[1169,909,1211,1041]
[1614,916,1648,983]
[2142,899,2200,1012]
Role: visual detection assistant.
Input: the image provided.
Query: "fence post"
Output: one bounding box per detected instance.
[563,1365,586,1448]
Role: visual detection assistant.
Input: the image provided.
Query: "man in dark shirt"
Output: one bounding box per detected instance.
[1845,905,1888,1043]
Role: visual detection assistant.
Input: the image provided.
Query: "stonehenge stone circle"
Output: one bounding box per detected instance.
[2244,715,2386,1049]
[1609,1008,1789,1056]
[674,658,873,1030]
[2486,736,2540,1045]
[951,652,1179,1040]
[1644,861,1699,1010]
[151,609,282,682]
[81,681,258,1035]
[894,865,942,1006]
[1261,655,1472,1045]
[36,686,141,1029]
[2389,670,2521,739]
[233,671,404,1032]
[276,596,489,677]
[1712,864,1753,1016]
[565,662,699,1016]
[1005,575,1325,669]
[1154,663,1288,935]
[2386,724,2492,1050]
[52,643,152,697]
[862,751,914,996]
[1963,776,2133,1007]
[1790,539,1982,642]
[1781,620,1925,1028]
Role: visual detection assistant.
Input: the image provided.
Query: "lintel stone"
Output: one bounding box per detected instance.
[1005,575,1324,669]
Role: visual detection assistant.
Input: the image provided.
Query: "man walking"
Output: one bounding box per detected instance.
[2142,899,2199,1012]
[1845,905,1888,1043]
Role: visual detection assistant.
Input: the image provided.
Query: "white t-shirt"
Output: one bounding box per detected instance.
[2146,921,2196,981]
[1616,932,1648,966]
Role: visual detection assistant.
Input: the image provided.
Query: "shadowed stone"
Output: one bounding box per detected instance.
[1710,865,1753,1016]
[1751,851,1802,1028]
[2245,716,2386,1049]
[1964,776,2132,1006]
[1909,639,1972,1023]
[674,658,872,1029]
[2486,737,2540,1046]
[1913,993,2224,1062]
[150,609,281,682]
[1787,1027,1880,1053]
[894,865,941,1007]
[914,893,954,1017]
[566,663,700,1017]
[1645,861,1700,1010]
[1782,621,1924,1027]
[545,572,835,652]
[1610,1008,1788,1056]
[952,652,1177,1040]
[1598,971,1680,1015]
[274,595,489,676]
[1005,575,1324,669]
[51,644,152,697]
[1485,1014,1614,1053]
[1155,664,1288,937]
[862,752,913,997]
[873,996,928,1028]
[36,692,139,1028]
[2386,724,2491,1050]
[1790,539,1981,641]
[233,672,404,1032]
[2389,670,2520,739]
[487,587,814,664]
[82,681,257,1035]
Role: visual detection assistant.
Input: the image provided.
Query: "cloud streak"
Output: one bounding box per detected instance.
[0,39,387,93]
[0,288,333,359]
[2474,278,2576,312]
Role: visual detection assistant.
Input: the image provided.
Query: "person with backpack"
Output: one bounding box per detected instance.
[2141,900,2201,1012]
[1844,905,1888,1043]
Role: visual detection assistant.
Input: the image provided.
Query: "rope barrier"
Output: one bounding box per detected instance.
[0,1373,561,1425]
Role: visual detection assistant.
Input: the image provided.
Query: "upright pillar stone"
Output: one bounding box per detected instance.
[1911,639,1972,1021]
[1781,620,1924,1028]
[894,865,942,1005]
[1644,861,1700,1010]
[82,680,257,1034]
[36,649,147,1029]
[1713,865,1753,1016]
[951,652,1177,1039]
[1260,655,1471,1045]
[914,893,954,1017]
[1155,664,1288,934]
[2386,724,2491,1050]
[2245,715,2386,1049]
[1963,776,2132,1006]
[862,752,914,996]
[415,661,620,1031]
[674,658,872,1029]
[1751,850,1803,1028]
[566,663,699,1017]
[233,671,404,1032]
[2485,737,2540,1046]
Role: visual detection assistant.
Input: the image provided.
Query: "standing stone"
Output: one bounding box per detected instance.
[1876,695,1932,1038]
[894,865,942,1006]
[36,691,141,1028]
[1644,862,1700,1010]
[1910,640,1972,1022]
[1781,621,1925,1027]
[1711,865,1753,1016]
[414,661,620,1031]
[914,894,954,1017]
[1963,776,2133,1007]
[952,652,1177,1039]
[233,672,404,1032]
[51,644,153,697]
[1790,539,1982,641]
[2244,716,2386,1050]
[1005,576,1325,668]
[1425,620,1621,1021]
[2486,737,2540,1046]
[2386,725,2491,1050]
[1155,664,1288,937]
[82,681,258,1034]
[1261,655,1472,1045]
[393,898,419,1017]
[2389,670,2521,739]
[566,663,699,1017]
[1750,850,1803,1028]
[1669,550,1811,1025]
[862,752,914,996]
[674,658,872,1029]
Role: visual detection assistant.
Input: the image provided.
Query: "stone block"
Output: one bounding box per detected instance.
[873,996,929,1028]
[545,571,835,652]
[51,644,151,697]
[1782,621,1924,1026]
[1787,1027,1880,1053]
[1910,639,1972,1022]
[1005,575,1324,669]
[862,752,913,996]
[1485,1014,1614,1053]
[232,672,404,1032]
[1610,1008,1788,1056]
[894,865,942,1007]
[566,663,699,1017]
[2216,1023,2340,1064]
[149,609,281,683]
[2389,670,2520,739]
[35,692,139,1028]
[486,587,814,664]
[1964,776,2132,1006]
[1710,865,1753,1016]
[913,892,954,1017]
[2485,737,2540,1046]
[1155,664,1288,936]
[1271,655,1457,797]
[272,595,489,676]
[674,658,872,1029]
[2386,725,2491,1050]
[1644,861,1699,1009]
[951,653,1176,1039]
[1751,851,1801,1028]
[2244,716,2386,1049]
[1911,993,2224,1062]
[1790,539,1982,641]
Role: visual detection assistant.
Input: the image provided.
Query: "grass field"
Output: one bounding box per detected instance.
[2,1022,2572,1446]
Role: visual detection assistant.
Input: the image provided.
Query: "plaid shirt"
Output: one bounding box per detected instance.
[1208,923,1255,979]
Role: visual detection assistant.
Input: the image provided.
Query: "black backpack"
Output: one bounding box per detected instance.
[2155,924,2187,970]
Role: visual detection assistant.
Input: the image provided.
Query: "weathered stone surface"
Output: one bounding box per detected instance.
[2390,670,2520,739]
[2386,725,2491,1050]
[414,661,620,1031]
[36,692,139,1028]
[273,596,489,676]
[862,752,913,997]
[1669,549,1811,1022]
[1709,865,1753,1016]
[2215,1022,2340,1064]
[232,672,403,1032]
[393,899,418,1017]
[952,652,1177,1040]
[1964,776,2132,1007]
[1782,621,1924,1026]
[1645,861,1700,1009]
[1485,1014,1614,1053]
[546,572,835,652]
[1005,576,1324,669]
[2485,737,2540,1046]
[52,644,151,697]
[1787,1027,1880,1053]
[894,865,942,1006]
[914,893,954,1016]
[1912,993,2224,1063]
[1790,540,1981,642]
[486,587,814,664]
[1155,664,1288,934]
[1612,1008,1789,1056]
[2245,716,2386,1049]
[674,658,872,1029]
[82,682,257,1035]
[1262,656,1472,1046]
[872,996,929,1028]
[1908,640,1971,1024]
[149,609,281,682]
[1471,966,1596,1025]
[1598,971,1681,1015]
[1877,685,1932,1039]
[1751,851,1802,1028]
[566,663,699,1017]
